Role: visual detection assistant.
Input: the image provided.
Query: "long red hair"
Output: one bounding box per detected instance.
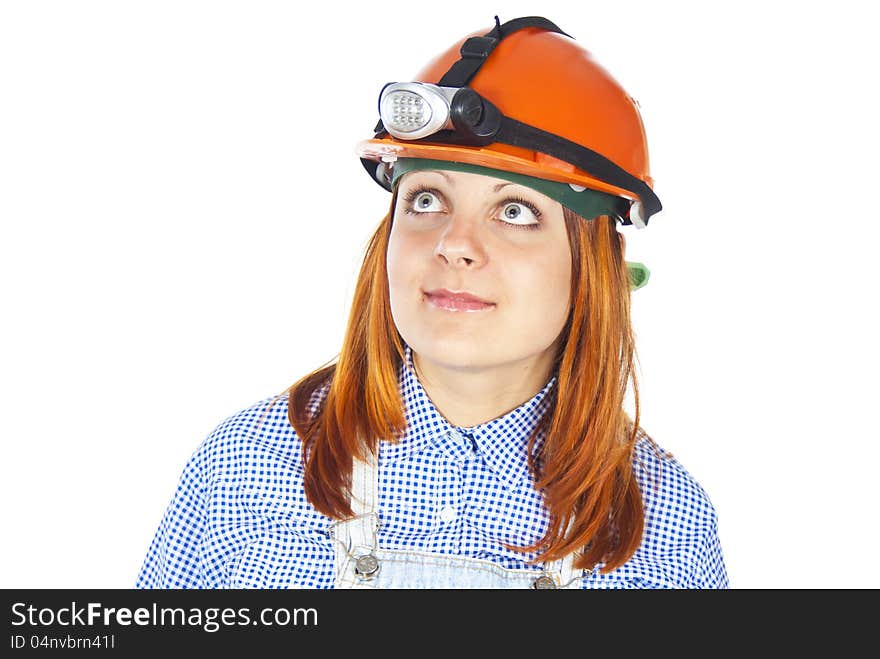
[283,193,651,572]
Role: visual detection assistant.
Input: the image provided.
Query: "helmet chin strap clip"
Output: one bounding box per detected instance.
[629,200,647,229]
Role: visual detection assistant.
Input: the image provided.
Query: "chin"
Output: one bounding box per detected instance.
[410,333,497,370]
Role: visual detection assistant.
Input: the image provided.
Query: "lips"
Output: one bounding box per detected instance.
[423,288,496,312]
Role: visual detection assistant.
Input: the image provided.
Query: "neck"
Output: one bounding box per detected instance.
[412,350,556,428]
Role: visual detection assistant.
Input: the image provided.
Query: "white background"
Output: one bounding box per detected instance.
[2,1,878,589]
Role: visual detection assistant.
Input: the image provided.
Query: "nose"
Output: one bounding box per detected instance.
[433,212,487,268]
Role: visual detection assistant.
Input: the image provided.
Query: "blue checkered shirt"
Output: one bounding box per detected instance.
[137,345,728,589]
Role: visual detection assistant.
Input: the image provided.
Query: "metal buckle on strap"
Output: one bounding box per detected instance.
[531,575,558,589]
[354,554,381,580]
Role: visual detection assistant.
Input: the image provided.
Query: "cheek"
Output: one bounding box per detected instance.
[386,225,422,302]
[510,245,571,314]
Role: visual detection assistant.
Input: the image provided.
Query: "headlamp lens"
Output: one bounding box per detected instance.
[384,91,432,133]
[379,83,457,140]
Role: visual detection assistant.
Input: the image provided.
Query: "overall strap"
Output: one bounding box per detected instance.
[330,452,380,588]
[540,515,584,588]
[543,552,580,588]
[348,451,380,551]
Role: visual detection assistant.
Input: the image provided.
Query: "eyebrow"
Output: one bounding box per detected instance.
[418,170,515,193]
[421,170,453,183]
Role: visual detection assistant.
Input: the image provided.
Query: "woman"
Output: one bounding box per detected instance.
[137,16,727,589]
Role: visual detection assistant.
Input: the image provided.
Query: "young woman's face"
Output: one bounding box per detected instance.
[387,168,572,375]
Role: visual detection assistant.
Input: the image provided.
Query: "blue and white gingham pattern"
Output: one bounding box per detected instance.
[136,344,728,589]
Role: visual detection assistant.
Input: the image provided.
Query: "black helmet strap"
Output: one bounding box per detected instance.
[437,16,570,88]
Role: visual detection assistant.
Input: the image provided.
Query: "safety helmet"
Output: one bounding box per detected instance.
[356,16,661,229]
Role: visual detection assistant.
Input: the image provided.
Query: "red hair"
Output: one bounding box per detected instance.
[284,194,652,572]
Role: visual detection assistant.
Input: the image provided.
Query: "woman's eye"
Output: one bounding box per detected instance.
[499,202,539,226]
[410,191,442,213]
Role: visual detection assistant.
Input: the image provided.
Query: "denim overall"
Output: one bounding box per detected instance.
[330,452,586,589]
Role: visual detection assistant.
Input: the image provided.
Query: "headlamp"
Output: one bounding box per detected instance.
[379,83,456,140]
[379,82,501,145]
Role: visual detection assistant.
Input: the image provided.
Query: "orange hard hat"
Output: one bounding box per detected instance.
[356,16,661,227]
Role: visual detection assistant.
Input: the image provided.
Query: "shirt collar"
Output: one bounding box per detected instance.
[380,343,557,490]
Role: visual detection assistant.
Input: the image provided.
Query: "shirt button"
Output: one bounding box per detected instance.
[439,506,456,523]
